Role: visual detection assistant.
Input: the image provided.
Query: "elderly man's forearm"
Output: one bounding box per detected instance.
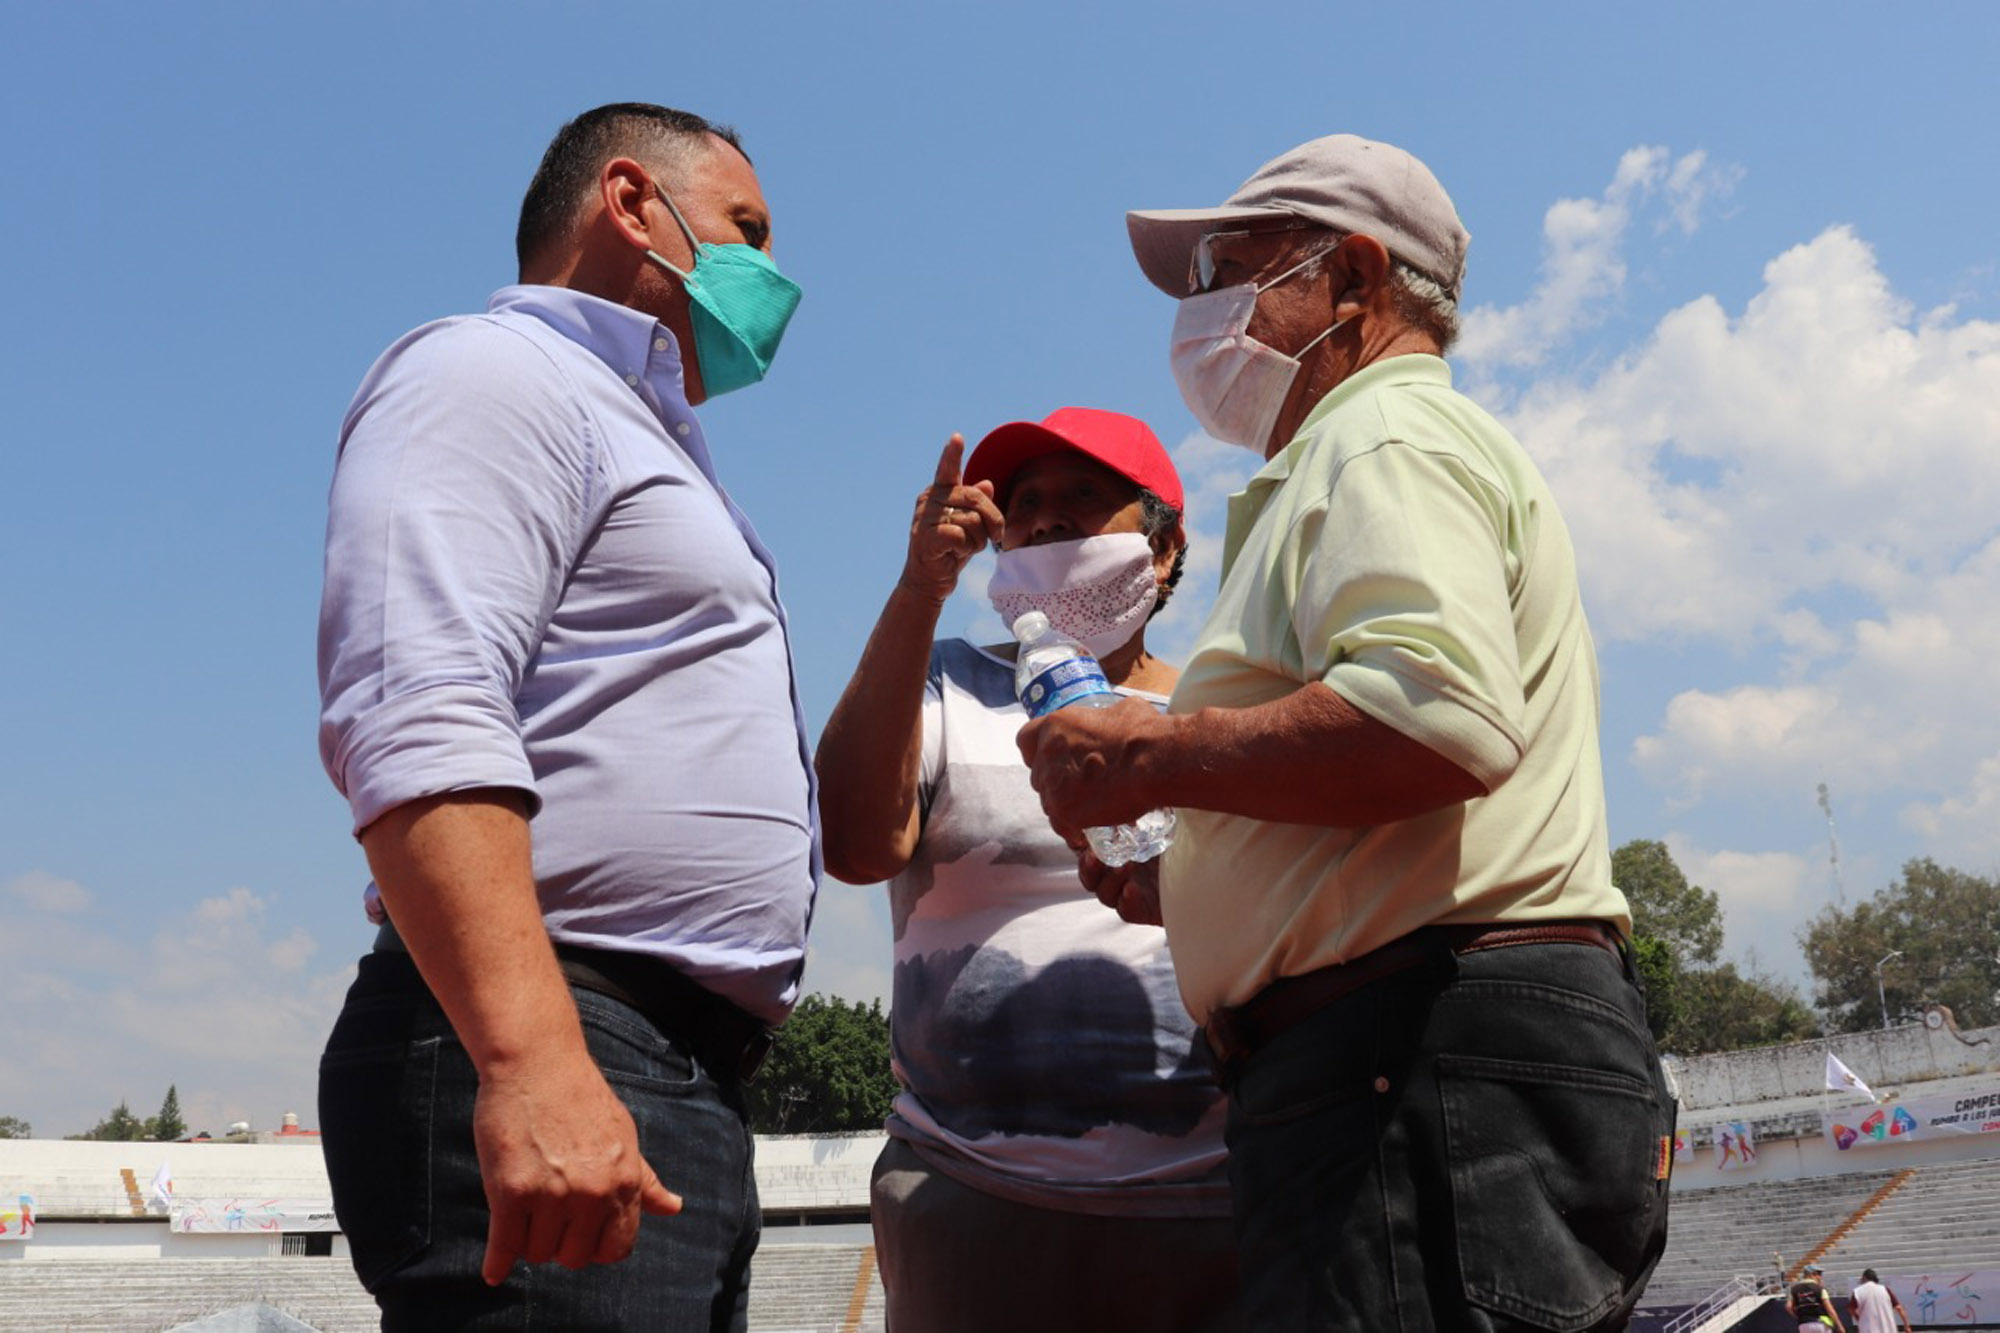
[1142,682,1486,827]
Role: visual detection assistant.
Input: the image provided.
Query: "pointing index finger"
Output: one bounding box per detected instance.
[932,433,966,490]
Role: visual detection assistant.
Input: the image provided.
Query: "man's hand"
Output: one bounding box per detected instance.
[1017,694,1167,838]
[1078,849,1163,926]
[899,434,1004,603]
[474,1048,682,1285]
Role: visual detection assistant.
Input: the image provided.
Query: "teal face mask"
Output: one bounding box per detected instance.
[644,182,802,398]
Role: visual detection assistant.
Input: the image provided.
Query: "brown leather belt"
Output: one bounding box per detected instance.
[1203,919,1623,1083]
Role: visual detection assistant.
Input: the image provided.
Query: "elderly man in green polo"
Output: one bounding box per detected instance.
[1018,134,1676,1330]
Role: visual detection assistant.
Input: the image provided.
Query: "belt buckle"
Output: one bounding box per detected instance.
[738,1027,776,1084]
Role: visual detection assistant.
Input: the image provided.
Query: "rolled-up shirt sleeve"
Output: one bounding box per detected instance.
[1295,437,1526,791]
[318,318,600,835]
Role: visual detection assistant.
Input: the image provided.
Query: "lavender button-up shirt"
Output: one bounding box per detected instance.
[318,285,818,1023]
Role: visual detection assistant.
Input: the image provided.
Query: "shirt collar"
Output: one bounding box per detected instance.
[487,284,689,407]
[1246,353,1455,493]
[1221,353,1454,571]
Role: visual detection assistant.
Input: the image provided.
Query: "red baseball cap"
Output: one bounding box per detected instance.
[965,407,1184,515]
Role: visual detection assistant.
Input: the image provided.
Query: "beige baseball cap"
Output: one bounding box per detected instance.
[1128,134,1471,301]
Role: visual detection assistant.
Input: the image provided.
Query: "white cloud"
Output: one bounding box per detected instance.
[803,886,892,1006]
[5,869,92,913]
[1457,147,1739,369]
[1901,750,2000,867]
[1,877,354,1139]
[1665,835,1817,982]
[1446,166,2000,878]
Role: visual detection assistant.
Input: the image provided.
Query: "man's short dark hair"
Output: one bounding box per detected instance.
[515,103,746,274]
[1863,1269,1879,1283]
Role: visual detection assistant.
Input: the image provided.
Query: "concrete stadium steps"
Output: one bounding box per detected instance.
[746,1243,885,1333]
[1637,1168,1904,1308]
[0,1246,887,1333]
[0,1257,377,1333]
[1814,1159,2000,1278]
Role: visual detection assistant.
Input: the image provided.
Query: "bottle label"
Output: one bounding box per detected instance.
[1020,658,1114,719]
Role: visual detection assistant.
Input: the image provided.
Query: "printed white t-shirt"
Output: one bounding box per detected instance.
[883,639,1229,1217]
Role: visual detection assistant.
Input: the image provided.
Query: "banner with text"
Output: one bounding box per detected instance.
[171,1197,339,1234]
[1826,1086,2000,1151]
[0,1194,32,1241]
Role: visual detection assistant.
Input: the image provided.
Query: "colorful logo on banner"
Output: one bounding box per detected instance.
[171,1197,339,1234]
[1911,1272,1990,1325]
[1672,1129,1693,1163]
[0,1195,33,1241]
[1831,1103,1923,1151]
[1715,1121,1757,1171]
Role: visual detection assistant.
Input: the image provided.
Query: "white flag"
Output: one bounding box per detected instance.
[149,1161,173,1208]
[1826,1051,1878,1101]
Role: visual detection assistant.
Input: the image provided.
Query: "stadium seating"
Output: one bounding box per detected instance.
[1812,1158,2000,1280]
[1638,1167,1903,1308]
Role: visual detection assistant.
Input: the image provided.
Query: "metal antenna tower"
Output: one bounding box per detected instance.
[1816,782,1846,905]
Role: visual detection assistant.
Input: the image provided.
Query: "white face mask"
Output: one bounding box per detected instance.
[988,532,1160,660]
[1169,244,1348,452]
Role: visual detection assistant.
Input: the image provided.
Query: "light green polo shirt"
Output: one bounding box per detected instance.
[1162,354,1627,1021]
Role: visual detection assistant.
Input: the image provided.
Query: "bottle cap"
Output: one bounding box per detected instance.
[1011,611,1050,641]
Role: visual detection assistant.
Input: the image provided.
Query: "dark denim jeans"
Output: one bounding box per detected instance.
[319,951,761,1332]
[1224,939,1674,1332]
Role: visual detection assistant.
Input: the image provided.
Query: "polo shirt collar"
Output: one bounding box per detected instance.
[1221,353,1454,570]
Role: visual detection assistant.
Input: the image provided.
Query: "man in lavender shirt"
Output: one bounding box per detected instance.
[316,103,817,1331]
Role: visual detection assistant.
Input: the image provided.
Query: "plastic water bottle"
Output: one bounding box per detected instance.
[1011,611,1176,868]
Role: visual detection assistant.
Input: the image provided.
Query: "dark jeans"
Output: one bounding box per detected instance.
[319,951,761,1332]
[1224,939,1674,1332]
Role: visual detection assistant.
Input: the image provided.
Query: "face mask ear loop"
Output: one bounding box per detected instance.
[1256,236,1349,360]
[1254,235,1343,295]
[645,179,705,284]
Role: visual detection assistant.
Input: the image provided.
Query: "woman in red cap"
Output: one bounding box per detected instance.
[816,410,1239,1331]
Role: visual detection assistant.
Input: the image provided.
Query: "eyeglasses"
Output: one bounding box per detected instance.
[1189,224,1329,294]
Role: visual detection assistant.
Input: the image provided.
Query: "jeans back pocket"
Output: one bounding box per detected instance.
[1437,1052,1667,1331]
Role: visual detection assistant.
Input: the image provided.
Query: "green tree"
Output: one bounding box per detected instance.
[148,1085,187,1142]
[68,1100,149,1141]
[1612,838,1819,1054]
[1801,858,2000,1032]
[1666,962,1819,1054]
[748,994,895,1135]
[1613,839,1724,967]
[0,1116,31,1139]
[1614,839,1725,1044]
[1628,935,1680,1044]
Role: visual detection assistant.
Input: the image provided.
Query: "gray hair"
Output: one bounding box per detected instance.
[1279,230,1461,354]
[1389,261,1461,353]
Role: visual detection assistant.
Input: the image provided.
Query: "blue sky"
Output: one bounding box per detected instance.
[3,2,1997,1138]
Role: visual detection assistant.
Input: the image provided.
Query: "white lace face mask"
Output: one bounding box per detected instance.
[988,532,1160,659]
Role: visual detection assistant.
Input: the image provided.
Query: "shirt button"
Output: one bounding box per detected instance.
[675,422,692,437]
[654,338,669,352]
[1373,1076,1391,1094]
[624,372,639,386]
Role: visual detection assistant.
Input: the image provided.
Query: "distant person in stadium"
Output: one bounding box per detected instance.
[815,412,1240,1330]
[1015,133,1676,1329]
[1789,1264,1847,1331]
[1849,1269,1912,1333]
[316,103,816,1330]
